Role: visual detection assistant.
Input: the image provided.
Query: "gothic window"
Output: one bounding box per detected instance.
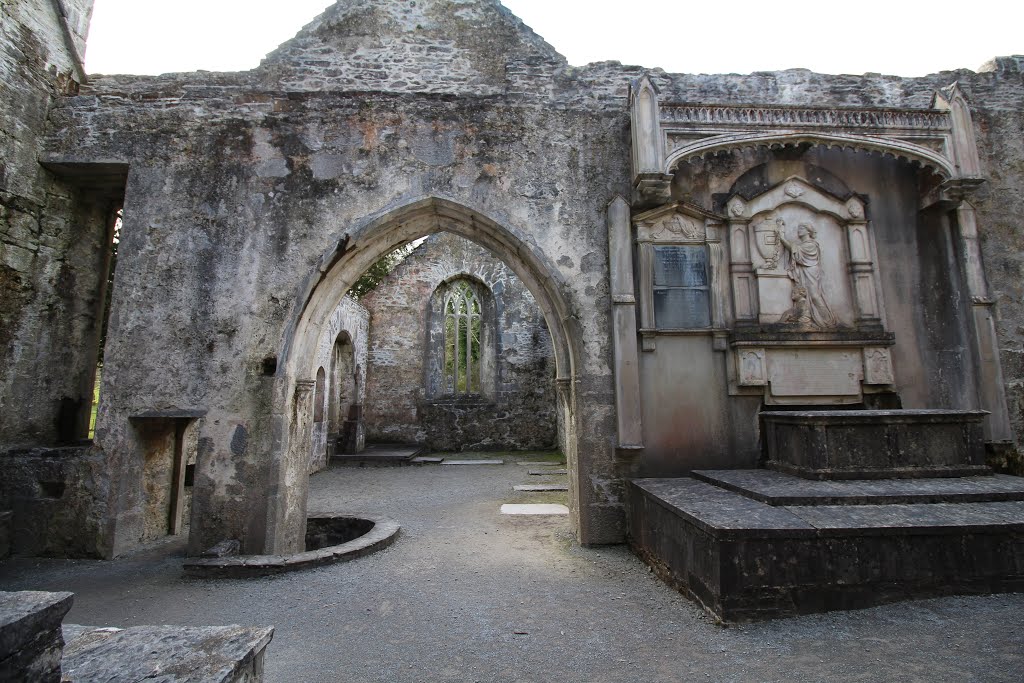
[443,281,481,394]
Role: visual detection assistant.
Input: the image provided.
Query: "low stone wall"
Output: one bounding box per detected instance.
[0,446,109,558]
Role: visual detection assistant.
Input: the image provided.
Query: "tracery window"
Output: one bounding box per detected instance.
[443,280,482,394]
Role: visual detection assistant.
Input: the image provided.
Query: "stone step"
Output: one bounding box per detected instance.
[693,469,1024,506]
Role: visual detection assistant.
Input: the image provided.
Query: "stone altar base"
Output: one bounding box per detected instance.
[627,472,1024,622]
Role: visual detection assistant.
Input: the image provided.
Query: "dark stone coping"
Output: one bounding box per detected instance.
[760,409,988,423]
[182,514,399,578]
[62,623,273,682]
[694,470,1024,506]
[630,478,1024,539]
[0,446,91,459]
[765,461,993,480]
[730,328,895,346]
[0,591,74,659]
[629,479,814,538]
[128,409,207,420]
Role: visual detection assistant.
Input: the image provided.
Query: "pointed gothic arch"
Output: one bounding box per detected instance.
[264,197,583,554]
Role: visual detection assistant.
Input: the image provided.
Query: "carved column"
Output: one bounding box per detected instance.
[954,201,1012,441]
[844,197,881,325]
[726,197,757,324]
[607,197,643,449]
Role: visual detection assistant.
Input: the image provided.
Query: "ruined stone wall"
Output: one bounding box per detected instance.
[360,232,556,451]
[7,0,1021,556]
[1,0,107,450]
[40,0,623,553]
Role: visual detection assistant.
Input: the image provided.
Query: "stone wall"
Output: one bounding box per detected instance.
[1,0,111,450]
[0,446,108,557]
[360,232,556,450]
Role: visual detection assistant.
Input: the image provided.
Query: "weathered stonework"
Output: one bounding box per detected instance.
[1,0,1023,562]
[361,233,556,450]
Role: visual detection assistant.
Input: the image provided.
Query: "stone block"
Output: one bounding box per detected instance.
[0,591,74,683]
[61,624,273,682]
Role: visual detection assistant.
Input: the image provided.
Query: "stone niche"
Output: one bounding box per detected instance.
[725,176,894,405]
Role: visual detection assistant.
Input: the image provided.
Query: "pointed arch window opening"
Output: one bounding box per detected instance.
[444,281,482,395]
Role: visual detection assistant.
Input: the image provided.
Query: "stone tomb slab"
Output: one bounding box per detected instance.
[693,469,1024,506]
[528,468,567,476]
[627,477,1024,622]
[500,504,570,515]
[442,459,504,466]
[761,409,989,479]
[513,484,569,492]
[62,624,273,683]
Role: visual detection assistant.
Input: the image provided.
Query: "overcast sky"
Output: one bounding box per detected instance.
[84,0,1022,77]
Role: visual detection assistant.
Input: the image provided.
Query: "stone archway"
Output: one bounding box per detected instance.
[264,197,582,554]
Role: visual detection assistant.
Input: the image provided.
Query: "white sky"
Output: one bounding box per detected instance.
[84,0,1022,77]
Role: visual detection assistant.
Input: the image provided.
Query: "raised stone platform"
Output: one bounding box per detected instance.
[761,409,990,479]
[628,476,1024,622]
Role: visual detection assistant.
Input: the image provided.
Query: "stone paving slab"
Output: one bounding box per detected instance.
[528,468,567,475]
[694,469,1024,506]
[442,459,504,465]
[513,484,568,492]
[62,624,273,682]
[515,461,566,467]
[500,504,570,515]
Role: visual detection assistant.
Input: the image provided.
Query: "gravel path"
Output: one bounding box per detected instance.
[1,456,1022,682]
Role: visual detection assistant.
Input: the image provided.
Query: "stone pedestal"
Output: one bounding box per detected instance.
[761,409,990,479]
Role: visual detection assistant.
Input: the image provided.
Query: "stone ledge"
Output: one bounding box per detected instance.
[694,469,1024,506]
[183,514,399,578]
[62,624,273,683]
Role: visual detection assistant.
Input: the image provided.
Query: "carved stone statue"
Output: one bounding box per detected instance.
[776,220,837,329]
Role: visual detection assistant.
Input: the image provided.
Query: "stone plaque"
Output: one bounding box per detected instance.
[766,349,862,400]
[652,246,710,328]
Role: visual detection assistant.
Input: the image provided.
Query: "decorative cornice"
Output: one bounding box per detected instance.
[660,104,950,131]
